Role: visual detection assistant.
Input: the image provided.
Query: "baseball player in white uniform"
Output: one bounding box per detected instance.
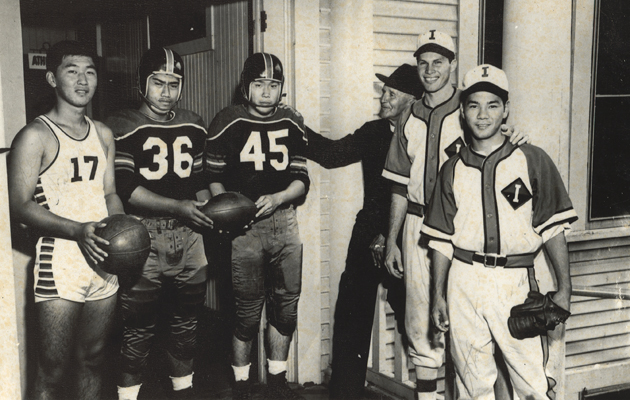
[423,65,576,400]
[382,31,463,399]
[383,30,529,400]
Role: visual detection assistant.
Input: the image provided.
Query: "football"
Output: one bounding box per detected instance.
[201,192,258,232]
[94,214,150,285]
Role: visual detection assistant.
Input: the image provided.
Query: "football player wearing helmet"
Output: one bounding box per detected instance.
[107,47,212,400]
[205,53,309,400]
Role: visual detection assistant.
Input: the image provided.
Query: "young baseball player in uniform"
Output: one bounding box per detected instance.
[108,48,212,400]
[382,30,528,399]
[7,40,123,400]
[308,64,420,399]
[205,52,309,400]
[424,65,576,400]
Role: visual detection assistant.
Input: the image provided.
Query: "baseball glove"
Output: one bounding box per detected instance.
[508,291,571,340]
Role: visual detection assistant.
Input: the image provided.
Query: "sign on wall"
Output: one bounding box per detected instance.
[28,53,47,69]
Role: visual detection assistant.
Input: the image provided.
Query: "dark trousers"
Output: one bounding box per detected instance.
[328,220,405,399]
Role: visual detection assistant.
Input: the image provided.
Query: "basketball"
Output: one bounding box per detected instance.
[201,192,258,232]
[95,214,151,282]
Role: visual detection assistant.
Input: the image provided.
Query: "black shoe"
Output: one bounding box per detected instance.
[169,386,195,399]
[265,372,305,400]
[233,380,252,400]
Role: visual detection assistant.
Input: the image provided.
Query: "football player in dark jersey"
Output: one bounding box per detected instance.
[108,47,212,400]
[205,53,309,400]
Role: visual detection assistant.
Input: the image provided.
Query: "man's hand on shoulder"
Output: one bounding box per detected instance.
[278,103,305,125]
[501,124,531,146]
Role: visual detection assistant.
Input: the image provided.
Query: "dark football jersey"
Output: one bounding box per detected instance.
[108,108,207,216]
[205,105,309,202]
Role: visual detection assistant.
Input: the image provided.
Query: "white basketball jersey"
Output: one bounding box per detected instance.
[35,115,109,222]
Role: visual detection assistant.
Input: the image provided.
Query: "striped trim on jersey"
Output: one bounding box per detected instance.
[382,169,409,185]
[205,153,227,175]
[290,155,308,175]
[35,237,58,298]
[33,178,50,210]
[207,117,306,142]
[193,152,204,174]
[115,123,207,141]
[115,151,135,174]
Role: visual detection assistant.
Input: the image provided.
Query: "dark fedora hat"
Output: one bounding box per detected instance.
[376,64,423,98]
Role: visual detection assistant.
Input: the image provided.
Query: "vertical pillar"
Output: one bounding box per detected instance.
[327,0,373,366]
[502,2,572,398]
[502,0,572,178]
[0,0,26,398]
[263,0,323,384]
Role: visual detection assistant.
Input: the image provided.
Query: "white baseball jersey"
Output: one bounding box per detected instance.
[382,87,465,207]
[421,141,577,255]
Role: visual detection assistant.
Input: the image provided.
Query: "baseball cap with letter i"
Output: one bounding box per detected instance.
[414,30,456,61]
[461,64,509,103]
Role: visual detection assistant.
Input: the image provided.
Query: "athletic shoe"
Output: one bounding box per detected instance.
[168,386,195,399]
[233,379,252,400]
[264,372,305,400]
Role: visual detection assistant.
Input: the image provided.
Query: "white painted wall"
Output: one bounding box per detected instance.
[1,0,27,397]
[262,0,324,384]
[502,0,572,178]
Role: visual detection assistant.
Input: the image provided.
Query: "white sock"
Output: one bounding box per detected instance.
[117,384,142,400]
[170,372,193,391]
[232,364,251,382]
[268,359,287,375]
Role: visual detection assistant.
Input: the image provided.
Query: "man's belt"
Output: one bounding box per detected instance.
[407,202,424,217]
[141,217,185,230]
[454,247,536,268]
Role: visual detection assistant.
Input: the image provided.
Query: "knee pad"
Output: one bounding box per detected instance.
[119,286,160,375]
[167,314,198,361]
[174,282,206,316]
[267,294,300,337]
[233,297,265,342]
[120,286,160,327]
[120,326,155,375]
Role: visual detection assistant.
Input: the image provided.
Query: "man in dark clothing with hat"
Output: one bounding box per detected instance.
[306,64,423,399]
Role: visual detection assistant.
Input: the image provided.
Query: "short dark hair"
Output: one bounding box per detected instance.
[46,40,98,74]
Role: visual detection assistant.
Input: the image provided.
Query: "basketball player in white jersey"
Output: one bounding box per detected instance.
[8,40,123,400]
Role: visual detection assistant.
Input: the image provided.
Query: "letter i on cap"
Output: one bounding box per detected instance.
[414,30,456,60]
[461,64,509,102]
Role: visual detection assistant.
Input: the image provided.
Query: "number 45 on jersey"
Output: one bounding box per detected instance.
[240,129,289,171]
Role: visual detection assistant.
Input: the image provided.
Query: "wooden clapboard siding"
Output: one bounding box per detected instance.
[178,1,249,128]
[193,0,249,310]
[319,0,333,377]
[369,1,461,396]
[565,236,630,376]
[372,0,459,118]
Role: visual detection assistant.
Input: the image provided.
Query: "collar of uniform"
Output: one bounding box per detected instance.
[459,138,517,169]
[419,86,460,111]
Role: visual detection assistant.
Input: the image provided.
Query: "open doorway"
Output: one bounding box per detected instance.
[17,1,251,398]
